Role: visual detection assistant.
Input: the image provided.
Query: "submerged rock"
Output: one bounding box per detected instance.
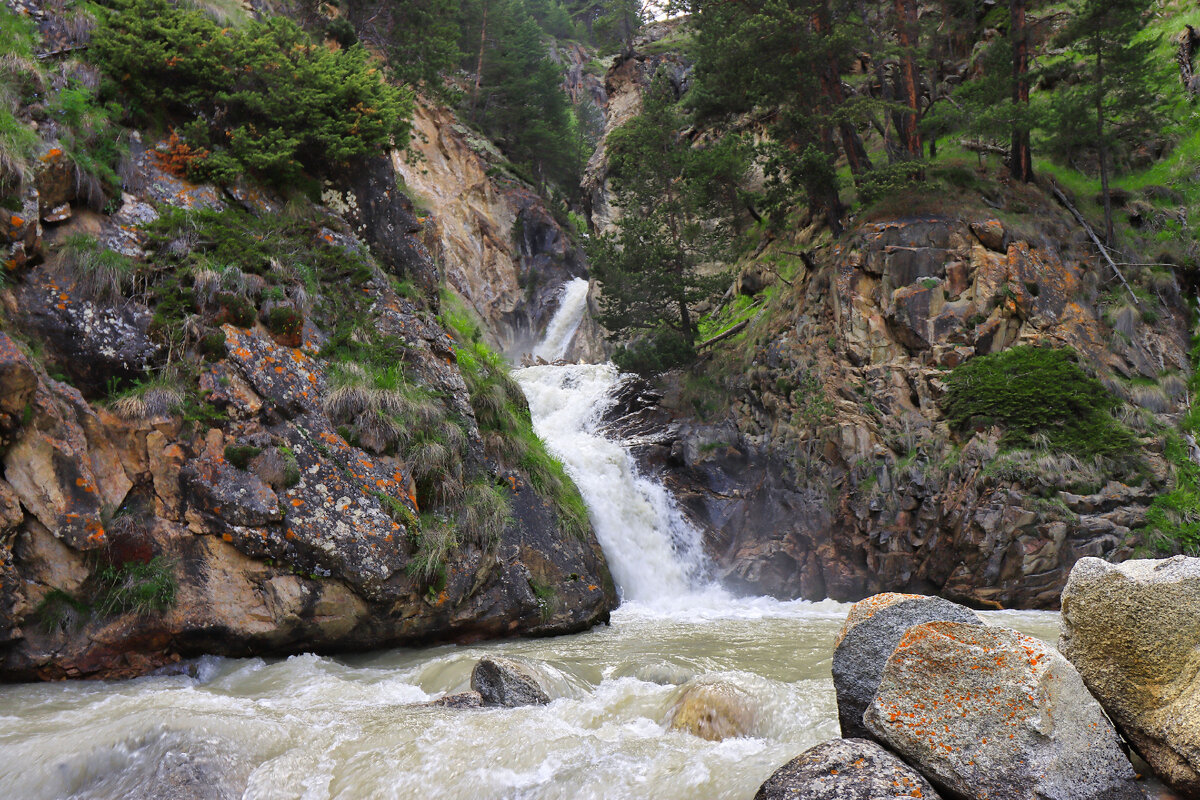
[471,656,551,707]
[864,621,1143,800]
[431,691,484,709]
[668,679,757,742]
[832,592,982,739]
[755,737,940,800]
[1060,556,1200,797]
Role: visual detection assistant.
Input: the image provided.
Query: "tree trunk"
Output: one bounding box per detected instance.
[1010,0,1033,182]
[1095,40,1114,246]
[813,0,873,179]
[471,0,489,116]
[894,0,923,161]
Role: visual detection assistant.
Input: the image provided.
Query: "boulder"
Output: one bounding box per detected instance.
[969,219,1008,252]
[864,621,1143,800]
[832,593,983,739]
[668,679,756,742]
[1059,556,1200,797]
[470,656,551,707]
[755,738,941,800]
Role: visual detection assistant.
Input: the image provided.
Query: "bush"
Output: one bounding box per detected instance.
[941,345,1136,458]
[612,328,696,377]
[90,0,412,187]
[224,443,262,469]
[92,556,177,616]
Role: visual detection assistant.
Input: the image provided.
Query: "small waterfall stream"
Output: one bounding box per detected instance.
[0,282,1064,800]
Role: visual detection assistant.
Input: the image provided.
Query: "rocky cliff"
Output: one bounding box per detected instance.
[0,0,618,680]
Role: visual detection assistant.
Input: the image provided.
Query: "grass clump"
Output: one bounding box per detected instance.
[942,345,1136,459]
[53,233,136,303]
[92,556,177,617]
[223,443,261,470]
[109,372,186,420]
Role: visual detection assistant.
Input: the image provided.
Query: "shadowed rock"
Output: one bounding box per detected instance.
[668,679,757,742]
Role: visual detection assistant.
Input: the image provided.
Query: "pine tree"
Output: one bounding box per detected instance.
[586,71,736,372]
[1046,0,1163,244]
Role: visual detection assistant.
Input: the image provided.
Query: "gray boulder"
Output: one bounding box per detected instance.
[755,738,941,800]
[471,656,551,707]
[832,593,983,739]
[864,621,1143,800]
[1060,556,1200,797]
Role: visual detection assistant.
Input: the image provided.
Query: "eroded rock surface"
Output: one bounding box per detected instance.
[1060,556,1200,797]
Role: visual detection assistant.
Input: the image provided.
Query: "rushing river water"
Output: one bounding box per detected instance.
[0,282,1062,800]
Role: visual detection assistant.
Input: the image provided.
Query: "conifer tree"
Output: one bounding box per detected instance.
[586,71,737,373]
[1047,0,1162,244]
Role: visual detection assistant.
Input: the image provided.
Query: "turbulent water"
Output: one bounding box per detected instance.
[0,283,1063,800]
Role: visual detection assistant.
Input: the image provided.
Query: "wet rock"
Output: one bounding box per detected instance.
[755,738,941,800]
[668,679,756,742]
[471,656,551,707]
[833,593,983,740]
[864,621,1143,800]
[431,691,484,709]
[1059,556,1200,797]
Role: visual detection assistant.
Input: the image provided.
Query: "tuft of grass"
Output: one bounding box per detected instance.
[92,556,177,617]
[33,589,91,633]
[109,373,186,420]
[223,444,262,470]
[53,233,136,303]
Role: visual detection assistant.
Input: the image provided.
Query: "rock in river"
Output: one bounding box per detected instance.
[755,737,940,800]
[864,621,1143,800]
[1060,556,1200,797]
[471,656,551,707]
[832,592,983,739]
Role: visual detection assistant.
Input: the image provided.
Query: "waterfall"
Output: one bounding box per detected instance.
[516,281,712,604]
[531,277,590,363]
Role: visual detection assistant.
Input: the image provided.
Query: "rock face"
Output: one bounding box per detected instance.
[626,198,1186,608]
[1060,556,1200,797]
[668,679,757,741]
[864,621,1143,800]
[471,656,551,707]
[832,593,983,739]
[396,100,604,362]
[754,738,941,800]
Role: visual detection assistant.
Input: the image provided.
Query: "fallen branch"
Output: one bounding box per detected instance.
[1049,182,1139,304]
[958,139,1010,158]
[696,320,749,350]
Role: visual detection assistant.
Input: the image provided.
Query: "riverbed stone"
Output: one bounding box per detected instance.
[668,679,757,742]
[832,593,983,739]
[431,691,484,709]
[755,737,941,800]
[471,656,551,707]
[1059,556,1200,797]
[864,621,1143,800]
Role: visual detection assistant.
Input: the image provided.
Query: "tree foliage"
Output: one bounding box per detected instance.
[586,71,743,373]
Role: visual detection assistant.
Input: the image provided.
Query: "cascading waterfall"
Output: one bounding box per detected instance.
[531,277,591,363]
[516,280,712,605]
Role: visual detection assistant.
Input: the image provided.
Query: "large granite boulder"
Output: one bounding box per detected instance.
[1060,556,1200,797]
[832,593,983,739]
[471,656,551,707]
[755,738,941,800]
[864,621,1143,800]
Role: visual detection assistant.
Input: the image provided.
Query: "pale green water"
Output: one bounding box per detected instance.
[0,602,1062,800]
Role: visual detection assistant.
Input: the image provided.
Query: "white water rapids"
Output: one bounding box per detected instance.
[0,283,1063,800]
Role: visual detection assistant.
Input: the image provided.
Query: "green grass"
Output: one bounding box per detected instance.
[92,557,177,617]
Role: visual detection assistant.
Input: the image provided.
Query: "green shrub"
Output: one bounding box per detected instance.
[612,328,696,377]
[91,0,412,187]
[266,306,304,338]
[200,329,227,360]
[215,292,255,327]
[942,345,1136,458]
[223,443,262,469]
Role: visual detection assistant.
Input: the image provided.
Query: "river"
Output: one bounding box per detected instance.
[0,280,1060,800]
